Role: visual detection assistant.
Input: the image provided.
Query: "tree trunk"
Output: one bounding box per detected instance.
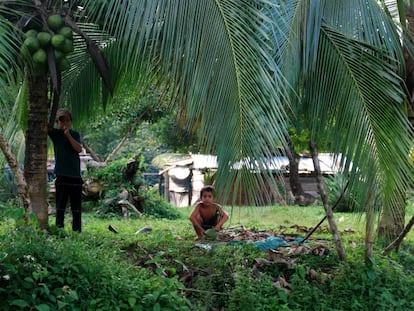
[82,141,102,162]
[104,109,148,163]
[310,141,346,262]
[0,134,31,212]
[377,201,405,246]
[376,3,414,249]
[376,3,414,250]
[365,192,375,261]
[24,74,49,229]
[284,136,306,203]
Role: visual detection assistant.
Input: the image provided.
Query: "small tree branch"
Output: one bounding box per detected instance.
[0,134,31,212]
[300,180,349,244]
[82,141,102,162]
[383,214,414,255]
[104,109,148,163]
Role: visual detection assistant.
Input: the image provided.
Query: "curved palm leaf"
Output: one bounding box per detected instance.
[65,0,292,204]
[0,4,25,89]
[309,27,413,213]
[270,0,413,217]
[2,0,412,215]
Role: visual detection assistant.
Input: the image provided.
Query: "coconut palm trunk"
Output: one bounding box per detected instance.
[24,74,49,229]
[378,200,405,246]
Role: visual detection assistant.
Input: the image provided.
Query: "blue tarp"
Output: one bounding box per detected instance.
[253,237,305,251]
[194,236,306,251]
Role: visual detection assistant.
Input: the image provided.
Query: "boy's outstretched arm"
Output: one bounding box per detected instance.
[189,205,205,238]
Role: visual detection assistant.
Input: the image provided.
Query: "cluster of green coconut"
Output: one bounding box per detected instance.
[21,14,73,75]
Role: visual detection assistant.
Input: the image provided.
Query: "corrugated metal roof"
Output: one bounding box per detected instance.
[160,153,342,174]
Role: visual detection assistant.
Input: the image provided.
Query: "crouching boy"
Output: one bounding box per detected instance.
[189,185,229,239]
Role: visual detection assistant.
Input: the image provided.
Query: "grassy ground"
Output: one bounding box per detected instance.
[2,203,414,310]
[80,203,414,243]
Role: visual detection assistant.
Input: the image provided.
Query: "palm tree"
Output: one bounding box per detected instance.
[269,0,414,257]
[0,0,290,229]
[0,0,413,261]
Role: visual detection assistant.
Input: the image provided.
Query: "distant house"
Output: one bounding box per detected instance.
[156,154,217,207]
[156,153,341,207]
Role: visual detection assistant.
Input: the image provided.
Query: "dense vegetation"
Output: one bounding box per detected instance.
[2,2,414,309]
[1,204,414,310]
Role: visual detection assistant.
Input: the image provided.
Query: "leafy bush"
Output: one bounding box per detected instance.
[85,157,144,193]
[287,259,414,310]
[85,157,180,220]
[0,227,191,310]
[141,188,181,219]
[227,267,283,311]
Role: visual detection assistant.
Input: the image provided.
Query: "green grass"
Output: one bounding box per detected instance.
[50,203,414,251]
[55,205,365,242]
[1,204,414,310]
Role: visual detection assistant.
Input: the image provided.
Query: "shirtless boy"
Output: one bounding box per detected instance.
[189,185,229,238]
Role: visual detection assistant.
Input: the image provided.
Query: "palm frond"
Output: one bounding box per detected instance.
[322,0,405,73]
[268,0,413,214]
[73,0,292,204]
[0,9,25,87]
[306,27,413,213]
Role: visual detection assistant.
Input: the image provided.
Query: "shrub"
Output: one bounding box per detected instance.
[141,188,181,220]
[227,267,282,311]
[84,157,181,220]
[0,227,191,310]
[287,259,414,310]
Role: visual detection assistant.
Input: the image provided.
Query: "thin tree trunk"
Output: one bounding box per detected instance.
[300,180,349,244]
[82,141,102,162]
[377,193,405,245]
[284,136,306,204]
[104,109,148,164]
[0,134,31,212]
[365,189,375,260]
[24,74,49,229]
[310,141,346,262]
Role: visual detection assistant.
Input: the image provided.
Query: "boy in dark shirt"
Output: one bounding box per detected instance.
[48,108,83,232]
[189,185,229,239]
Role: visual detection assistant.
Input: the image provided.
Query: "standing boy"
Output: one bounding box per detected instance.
[189,185,229,239]
[48,108,83,232]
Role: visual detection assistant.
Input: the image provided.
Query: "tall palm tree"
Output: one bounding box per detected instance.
[269,0,414,256]
[0,0,290,228]
[1,0,413,259]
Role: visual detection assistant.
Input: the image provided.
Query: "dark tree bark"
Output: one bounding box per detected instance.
[24,74,49,229]
[285,137,304,197]
[285,136,315,206]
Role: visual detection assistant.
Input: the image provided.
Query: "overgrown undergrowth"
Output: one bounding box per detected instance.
[1,206,414,310]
